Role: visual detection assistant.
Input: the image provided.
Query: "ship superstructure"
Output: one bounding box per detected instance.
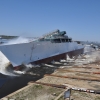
[0,30,84,67]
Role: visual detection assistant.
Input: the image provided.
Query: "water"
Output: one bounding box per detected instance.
[0,78,8,88]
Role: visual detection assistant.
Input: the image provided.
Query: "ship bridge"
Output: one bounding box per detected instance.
[38,30,72,43]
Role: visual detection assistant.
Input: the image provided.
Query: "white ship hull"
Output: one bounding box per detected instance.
[0,41,84,67]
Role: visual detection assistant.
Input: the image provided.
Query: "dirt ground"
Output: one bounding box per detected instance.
[35,61,100,100]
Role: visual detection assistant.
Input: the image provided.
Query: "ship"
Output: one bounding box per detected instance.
[0,30,84,69]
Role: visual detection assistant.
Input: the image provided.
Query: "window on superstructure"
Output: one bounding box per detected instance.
[61,39,66,42]
[51,39,61,43]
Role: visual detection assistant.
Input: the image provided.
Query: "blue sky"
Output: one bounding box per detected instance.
[0,0,100,41]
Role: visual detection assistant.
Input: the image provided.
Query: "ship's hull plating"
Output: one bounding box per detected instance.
[0,41,84,67]
[31,48,83,64]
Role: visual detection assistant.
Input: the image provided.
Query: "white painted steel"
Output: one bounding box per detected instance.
[0,41,83,67]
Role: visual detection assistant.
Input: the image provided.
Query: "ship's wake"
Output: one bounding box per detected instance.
[0,60,16,76]
[0,51,26,76]
[4,36,36,45]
